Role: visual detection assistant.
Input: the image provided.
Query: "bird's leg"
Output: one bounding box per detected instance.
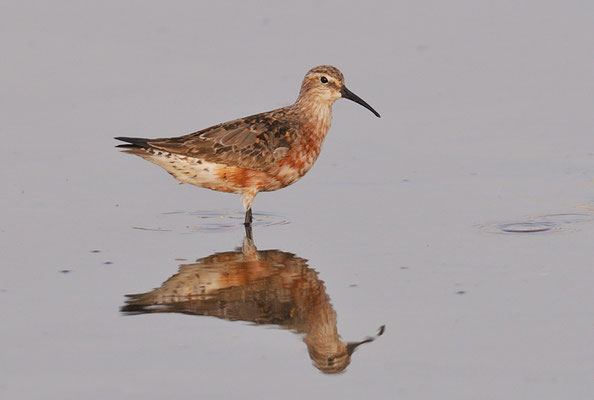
[244,208,253,226]
[241,191,256,226]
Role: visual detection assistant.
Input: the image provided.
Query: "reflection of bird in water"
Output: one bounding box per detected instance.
[121,226,384,374]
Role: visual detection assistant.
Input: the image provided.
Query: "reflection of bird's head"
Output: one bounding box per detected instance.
[307,341,351,374]
[306,325,386,374]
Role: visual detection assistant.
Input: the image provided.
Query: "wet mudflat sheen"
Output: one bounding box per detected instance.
[2,2,593,399]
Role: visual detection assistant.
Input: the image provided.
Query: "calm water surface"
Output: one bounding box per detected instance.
[1,1,593,399]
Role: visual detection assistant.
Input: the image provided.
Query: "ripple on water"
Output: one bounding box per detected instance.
[482,212,594,235]
[537,213,594,224]
[498,222,557,233]
[133,209,290,234]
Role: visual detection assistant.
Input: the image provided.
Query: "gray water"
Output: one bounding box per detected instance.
[2,1,593,399]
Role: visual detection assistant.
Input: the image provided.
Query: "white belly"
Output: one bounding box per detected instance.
[138,149,239,193]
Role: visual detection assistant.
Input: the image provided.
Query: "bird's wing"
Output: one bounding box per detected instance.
[146,110,300,171]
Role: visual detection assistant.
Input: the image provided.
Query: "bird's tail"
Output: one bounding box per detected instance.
[114,136,151,149]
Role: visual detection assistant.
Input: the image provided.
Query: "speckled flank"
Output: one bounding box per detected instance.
[115,65,380,221]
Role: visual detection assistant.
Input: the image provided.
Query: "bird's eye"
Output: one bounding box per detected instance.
[320,76,328,83]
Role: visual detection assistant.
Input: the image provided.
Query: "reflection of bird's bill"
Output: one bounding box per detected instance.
[346,325,386,355]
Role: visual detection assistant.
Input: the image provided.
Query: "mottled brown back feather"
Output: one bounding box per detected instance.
[137,108,302,171]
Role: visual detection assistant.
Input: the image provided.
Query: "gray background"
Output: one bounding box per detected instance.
[1,1,593,399]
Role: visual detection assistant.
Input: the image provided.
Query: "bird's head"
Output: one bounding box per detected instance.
[297,65,380,118]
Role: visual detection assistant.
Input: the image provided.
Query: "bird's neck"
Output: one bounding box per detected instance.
[293,96,334,140]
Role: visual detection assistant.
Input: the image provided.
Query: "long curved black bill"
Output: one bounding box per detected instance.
[341,86,381,118]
